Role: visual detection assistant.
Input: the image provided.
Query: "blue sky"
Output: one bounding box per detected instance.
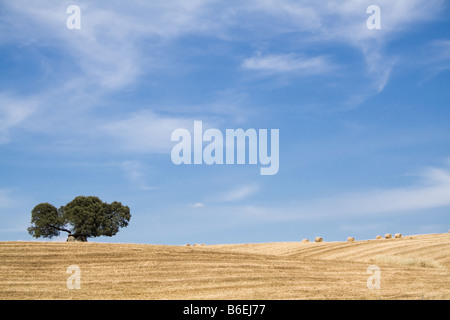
[0,0,449,244]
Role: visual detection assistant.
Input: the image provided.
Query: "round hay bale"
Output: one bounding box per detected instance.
[315,237,323,243]
[185,244,191,247]
[66,235,87,242]
[384,233,392,239]
[301,239,309,243]
[347,237,355,242]
[394,233,402,239]
[376,235,382,240]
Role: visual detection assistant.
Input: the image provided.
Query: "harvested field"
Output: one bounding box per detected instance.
[0,233,449,300]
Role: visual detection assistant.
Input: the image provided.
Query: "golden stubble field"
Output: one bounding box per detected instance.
[0,233,449,300]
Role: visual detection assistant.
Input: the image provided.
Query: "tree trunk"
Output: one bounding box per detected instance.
[50,225,88,242]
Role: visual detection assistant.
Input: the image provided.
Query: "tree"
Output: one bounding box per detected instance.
[28,196,131,241]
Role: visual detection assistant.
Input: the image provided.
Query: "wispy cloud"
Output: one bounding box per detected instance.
[242,53,334,76]
[230,162,450,222]
[237,0,445,105]
[98,111,199,154]
[4,0,442,90]
[417,39,450,83]
[0,93,38,144]
[189,202,206,208]
[0,0,445,146]
[431,39,450,61]
[121,160,154,191]
[0,0,218,90]
[216,184,260,203]
[322,0,443,97]
[363,51,398,93]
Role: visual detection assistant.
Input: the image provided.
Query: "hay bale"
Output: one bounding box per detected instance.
[347,237,355,242]
[384,233,392,239]
[185,244,191,247]
[394,233,402,239]
[66,235,87,242]
[315,237,323,243]
[301,239,309,243]
[376,235,382,240]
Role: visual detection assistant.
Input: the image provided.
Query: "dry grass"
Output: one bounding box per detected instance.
[0,233,449,300]
[372,256,442,269]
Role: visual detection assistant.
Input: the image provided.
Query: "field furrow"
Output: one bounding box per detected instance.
[1,233,449,299]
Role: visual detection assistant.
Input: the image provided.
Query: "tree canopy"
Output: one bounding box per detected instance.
[28,196,131,241]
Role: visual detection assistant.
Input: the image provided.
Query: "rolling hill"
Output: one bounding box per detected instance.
[0,233,449,299]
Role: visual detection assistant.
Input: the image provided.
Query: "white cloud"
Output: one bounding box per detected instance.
[227,163,450,222]
[249,0,444,42]
[121,160,154,191]
[0,93,38,144]
[242,53,334,76]
[0,0,228,90]
[216,184,260,203]
[431,39,450,61]
[238,0,444,101]
[1,1,141,90]
[98,111,198,154]
[4,0,441,92]
[0,0,446,147]
[189,202,205,208]
[320,0,443,93]
[362,51,398,93]
[417,39,450,82]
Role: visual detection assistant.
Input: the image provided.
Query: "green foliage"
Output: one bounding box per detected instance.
[27,202,64,239]
[28,196,131,240]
